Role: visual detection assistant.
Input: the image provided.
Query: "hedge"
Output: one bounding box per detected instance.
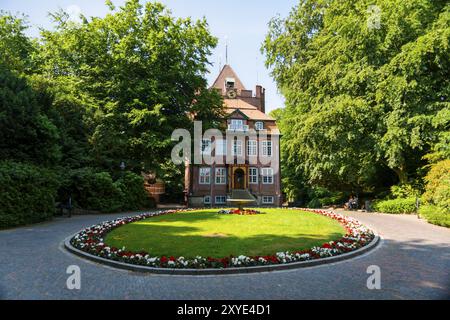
[373,197,417,214]
[63,168,155,213]
[419,205,450,228]
[0,161,59,229]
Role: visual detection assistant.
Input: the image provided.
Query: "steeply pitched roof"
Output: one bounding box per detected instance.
[211,65,246,91]
[223,99,257,110]
[224,99,275,121]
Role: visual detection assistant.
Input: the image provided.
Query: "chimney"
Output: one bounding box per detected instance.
[255,85,266,113]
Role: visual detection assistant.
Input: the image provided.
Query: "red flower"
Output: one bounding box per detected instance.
[220,258,229,268]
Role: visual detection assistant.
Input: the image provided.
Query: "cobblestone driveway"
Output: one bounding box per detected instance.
[0,210,449,299]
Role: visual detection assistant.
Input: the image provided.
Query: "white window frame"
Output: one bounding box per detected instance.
[230,119,244,130]
[201,138,211,155]
[262,196,274,204]
[232,140,243,156]
[255,121,264,131]
[204,195,211,204]
[215,196,227,205]
[215,139,226,156]
[247,140,257,157]
[199,167,211,185]
[261,140,273,157]
[215,168,227,185]
[261,168,274,184]
[249,167,258,184]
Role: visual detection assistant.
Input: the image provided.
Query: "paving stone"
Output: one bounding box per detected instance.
[0,211,449,299]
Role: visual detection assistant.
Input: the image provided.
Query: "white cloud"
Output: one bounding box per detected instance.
[66,4,82,23]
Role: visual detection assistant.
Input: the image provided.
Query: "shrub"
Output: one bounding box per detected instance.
[64,169,155,213]
[115,172,156,210]
[422,160,450,212]
[373,198,417,214]
[419,205,450,228]
[66,168,124,213]
[0,161,59,229]
[306,187,347,207]
[390,184,421,199]
[319,192,347,206]
[307,198,322,209]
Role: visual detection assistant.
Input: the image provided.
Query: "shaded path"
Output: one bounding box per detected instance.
[0,210,449,299]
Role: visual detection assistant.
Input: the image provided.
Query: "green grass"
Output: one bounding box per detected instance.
[104,209,346,258]
[419,205,450,228]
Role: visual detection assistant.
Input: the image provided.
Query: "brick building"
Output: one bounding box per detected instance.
[185,65,282,207]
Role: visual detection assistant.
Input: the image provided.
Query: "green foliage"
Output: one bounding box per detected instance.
[65,168,124,213]
[307,198,322,209]
[390,184,421,199]
[0,64,61,165]
[422,160,450,212]
[373,197,417,214]
[38,0,223,171]
[0,2,221,227]
[0,12,35,74]
[419,205,450,228]
[115,172,155,210]
[263,0,450,196]
[64,168,154,213]
[157,160,185,203]
[319,193,348,207]
[0,161,59,229]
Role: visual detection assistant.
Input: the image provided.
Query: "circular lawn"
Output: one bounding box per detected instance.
[104,209,347,259]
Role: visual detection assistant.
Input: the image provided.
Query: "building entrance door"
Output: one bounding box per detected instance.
[234,168,245,190]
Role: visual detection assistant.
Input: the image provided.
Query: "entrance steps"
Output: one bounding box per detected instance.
[230,189,257,202]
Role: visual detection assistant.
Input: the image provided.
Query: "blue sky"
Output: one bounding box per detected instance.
[0,0,298,113]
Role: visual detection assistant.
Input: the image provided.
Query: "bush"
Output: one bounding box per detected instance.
[66,168,124,213]
[306,187,347,207]
[115,172,156,210]
[307,198,322,209]
[390,184,421,199]
[0,161,59,229]
[373,197,417,214]
[319,192,347,206]
[422,160,450,212]
[64,168,155,213]
[419,205,450,228]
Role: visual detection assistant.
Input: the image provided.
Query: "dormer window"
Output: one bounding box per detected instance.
[225,77,235,89]
[255,121,264,131]
[230,119,244,130]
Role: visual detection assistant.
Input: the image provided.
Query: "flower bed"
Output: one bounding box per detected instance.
[69,208,375,269]
[218,209,262,215]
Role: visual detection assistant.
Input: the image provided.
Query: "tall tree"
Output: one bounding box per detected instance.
[0,15,60,165]
[0,64,61,165]
[263,0,449,194]
[38,0,223,174]
[0,12,35,74]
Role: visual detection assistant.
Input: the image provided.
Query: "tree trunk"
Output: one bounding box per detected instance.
[393,166,408,185]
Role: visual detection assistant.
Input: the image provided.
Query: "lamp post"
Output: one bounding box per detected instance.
[416,196,421,219]
[120,161,126,177]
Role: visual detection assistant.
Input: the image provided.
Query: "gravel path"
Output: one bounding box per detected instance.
[0,210,449,300]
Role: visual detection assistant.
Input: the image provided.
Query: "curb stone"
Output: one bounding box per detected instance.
[64,233,380,276]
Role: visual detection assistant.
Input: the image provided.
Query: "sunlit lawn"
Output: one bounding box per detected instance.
[105,208,346,258]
